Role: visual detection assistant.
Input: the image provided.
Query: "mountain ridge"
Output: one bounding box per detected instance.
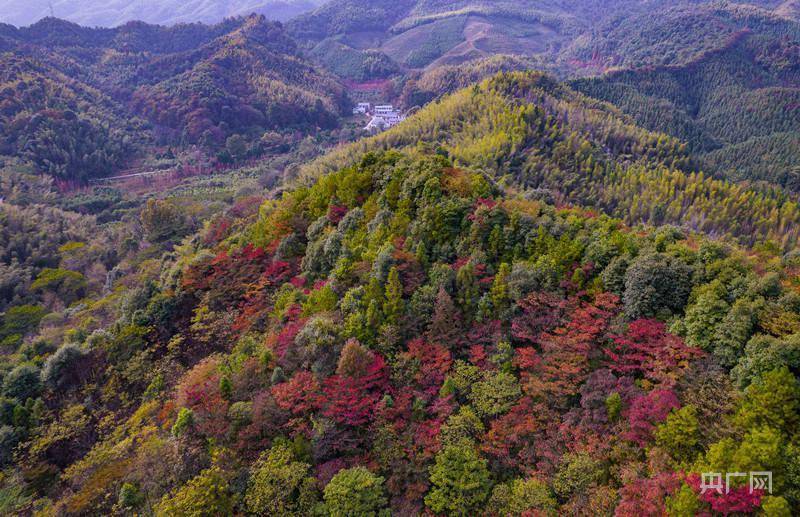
[0,15,347,181]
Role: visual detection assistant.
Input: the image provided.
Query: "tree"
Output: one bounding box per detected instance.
[605,319,701,385]
[489,478,558,516]
[552,452,605,501]
[734,367,800,436]
[225,134,248,161]
[0,305,47,344]
[323,467,388,517]
[155,465,232,516]
[383,267,404,324]
[31,268,87,306]
[272,371,322,421]
[712,298,759,368]
[118,483,145,512]
[399,338,452,399]
[665,483,701,516]
[336,339,373,378]
[456,262,480,319]
[731,335,800,389]
[0,425,18,466]
[41,343,89,392]
[245,443,316,516]
[171,408,194,437]
[616,473,681,517]
[517,294,617,401]
[683,283,729,350]
[489,262,511,318]
[425,441,492,515]
[2,364,41,402]
[655,405,700,463]
[323,354,389,427]
[732,426,784,476]
[427,287,462,346]
[625,389,680,447]
[761,496,792,517]
[439,406,484,446]
[622,253,691,319]
[468,371,521,418]
[141,199,188,243]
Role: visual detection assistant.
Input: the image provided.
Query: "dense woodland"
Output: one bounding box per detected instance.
[4,146,800,515]
[1,1,800,515]
[573,30,800,190]
[305,72,800,250]
[0,69,799,514]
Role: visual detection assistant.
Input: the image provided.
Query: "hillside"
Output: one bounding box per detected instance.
[0,51,148,183]
[0,15,348,182]
[571,28,800,189]
[561,1,800,73]
[288,0,800,79]
[3,79,800,513]
[126,16,347,144]
[287,0,585,76]
[777,0,800,20]
[4,5,800,516]
[399,54,547,106]
[304,72,800,250]
[0,0,324,28]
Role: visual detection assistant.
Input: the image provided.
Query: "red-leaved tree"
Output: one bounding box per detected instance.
[323,354,390,427]
[606,319,702,386]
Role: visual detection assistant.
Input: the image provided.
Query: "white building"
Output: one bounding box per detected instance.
[352,102,371,115]
[363,105,406,132]
[374,105,395,116]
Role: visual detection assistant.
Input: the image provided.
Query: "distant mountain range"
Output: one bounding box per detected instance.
[288,0,800,77]
[282,0,800,189]
[0,0,325,27]
[0,15,345,181]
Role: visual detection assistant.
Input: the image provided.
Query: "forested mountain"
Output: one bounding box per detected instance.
[0,53,146,182]
[3,75,800,513]
[288,0,800,79]
[572,27,800,189]
[399,54,546,107]
[287,0,612,76]
[304,72,800,250]
[777,0,800,20]
[559,1,800,73]
[0,0,324,28]
[0,15,348,182]
[126,16,347,144]
[3,2,797,187]
[3,2,800,516]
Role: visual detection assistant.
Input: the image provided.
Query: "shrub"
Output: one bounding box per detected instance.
[171,408,194,437]
[245,443,316,515]
[156,465,232,516]
[41,343,88,392]
[2,364,41,402]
